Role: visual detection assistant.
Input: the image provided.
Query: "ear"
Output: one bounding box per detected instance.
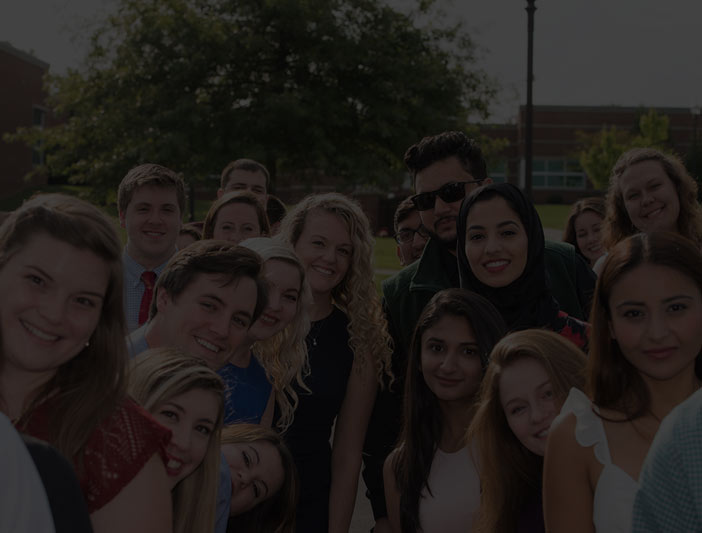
[155,287,171,314]
[396,245,405,266]
[119,210,126,228]
[216,188,224,199]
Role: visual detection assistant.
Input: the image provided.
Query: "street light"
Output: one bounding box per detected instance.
[524,0,536,200]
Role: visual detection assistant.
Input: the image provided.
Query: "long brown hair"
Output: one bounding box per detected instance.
[603,147,702,248]
[563,196,606,259]
[1,194,126,462]
[391,288,506,533]
[468,329,586,532]
[587,231,702,418]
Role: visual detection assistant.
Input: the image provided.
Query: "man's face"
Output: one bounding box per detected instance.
[396,210,428,266]
[153,273,258,370]
[414,156,487,247]
[120,184,182,269]
[218,169,267,202]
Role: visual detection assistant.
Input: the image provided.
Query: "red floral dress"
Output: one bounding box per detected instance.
[18,396,171,512]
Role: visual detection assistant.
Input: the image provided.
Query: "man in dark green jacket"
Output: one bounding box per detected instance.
[362,131,595,529]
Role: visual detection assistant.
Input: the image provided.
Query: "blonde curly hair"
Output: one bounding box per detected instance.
[239,237,312,432]
[278,193,393,384]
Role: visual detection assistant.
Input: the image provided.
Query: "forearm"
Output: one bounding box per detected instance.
[328,451,362,533]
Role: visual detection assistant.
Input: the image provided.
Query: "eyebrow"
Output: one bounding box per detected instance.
[503,379,551,408]
[26,265,105,299]
[201,293,226,306]
[164,401,185,413]
[615,294,693,309]
[467,220,520,231]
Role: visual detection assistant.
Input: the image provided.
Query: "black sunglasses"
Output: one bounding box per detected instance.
[394,225,430,244]
[411,180,485,211]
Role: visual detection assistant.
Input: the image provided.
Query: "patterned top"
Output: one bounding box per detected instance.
[632,388,702,532]
[217,354,272,425]
[122,250,169,333]
[18,397,171,513]
[553,310,590,350]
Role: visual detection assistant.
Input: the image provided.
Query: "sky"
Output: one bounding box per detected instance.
[2,0,701,123]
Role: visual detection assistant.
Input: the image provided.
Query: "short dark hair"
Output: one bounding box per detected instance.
[151,240,268,323]
[220,158,270,191]
[404,131,487,187]
[179,222,202,241]
[393,196,418,233]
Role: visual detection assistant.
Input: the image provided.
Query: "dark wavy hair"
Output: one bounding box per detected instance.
[390,288,506,533]
[588,231,702,419]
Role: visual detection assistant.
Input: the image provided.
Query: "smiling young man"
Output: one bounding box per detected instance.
[118,164,185,332]
[217,158,269,204]
[126,240,267,369]
[362,131,597,530]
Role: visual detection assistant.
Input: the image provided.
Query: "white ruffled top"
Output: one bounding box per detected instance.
[555,387,639,533]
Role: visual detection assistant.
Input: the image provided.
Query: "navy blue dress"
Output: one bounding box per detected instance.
[280,306,354,532]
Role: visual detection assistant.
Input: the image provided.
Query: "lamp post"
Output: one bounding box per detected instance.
[692,106,700,181]
[524,0,536,200]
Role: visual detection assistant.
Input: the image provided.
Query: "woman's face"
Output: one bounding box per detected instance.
[574,210,605,266]
[248,259,302,341]
[420,314,483,403]
[213,202,262,244]
[222,440,285,516]
[499,357,558,456]
[293,209,352,297]
[0,232,109,387]
[619,160,680,234]
[608,263,702,384]
[152,387,219,488]
[464,196,529,288]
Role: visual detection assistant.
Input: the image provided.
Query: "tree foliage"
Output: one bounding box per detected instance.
[9,0,498,201]
[576,109,671,189]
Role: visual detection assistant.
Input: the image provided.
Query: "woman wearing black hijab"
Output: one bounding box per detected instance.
[456,183,588,348]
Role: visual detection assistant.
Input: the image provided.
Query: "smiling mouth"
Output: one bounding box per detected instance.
[312,266,334,276]
[21,320,59,342]
[165,456,184,477]
[259,313,278,326]
[535,428,549,439]
[484,260,509,273]
[644,347,677,359]
[643,207,663,219]
[195,336,221,353]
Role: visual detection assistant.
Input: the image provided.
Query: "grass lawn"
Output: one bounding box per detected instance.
[535,203,571,231]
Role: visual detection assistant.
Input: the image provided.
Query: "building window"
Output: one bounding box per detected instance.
[532,158,585,189]
[32,106,46,166]
[489,159,508,183]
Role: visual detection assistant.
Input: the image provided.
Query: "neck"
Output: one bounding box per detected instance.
[228,342,253,368]
[126,243,173,271]
[310,291,333,321]
[438,398,474,452]
[0,367,53,421]
[643,369,700,421]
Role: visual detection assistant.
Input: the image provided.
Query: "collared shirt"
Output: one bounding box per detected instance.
[126,324,150,359]
[122,249,170,333]
[632,388,702,532]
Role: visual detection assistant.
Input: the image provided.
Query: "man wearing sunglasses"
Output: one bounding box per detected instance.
[393,196,430,266]
[362,131,596,532]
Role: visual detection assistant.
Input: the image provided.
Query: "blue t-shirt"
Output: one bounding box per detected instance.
[217,354,272,425]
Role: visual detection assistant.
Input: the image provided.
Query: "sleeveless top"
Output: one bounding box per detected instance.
[556,388,639,532]
[418,446,481,533]
[218,353,272,425]
[18,396,171,513]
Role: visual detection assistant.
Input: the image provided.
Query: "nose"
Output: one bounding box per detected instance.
[434,195,451,216]
[170,425,192,453]
[641,191,654,207]
[39,293,65,324]
[485,234,502,254]
[530,402,550,425]
[236,468,252,487]
[648,311,670,342]
[267,289,282,311]
[209,311,231,338]
[439,351,458,372]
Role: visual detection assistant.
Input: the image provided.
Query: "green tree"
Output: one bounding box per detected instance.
[9,0,497,201]
[576,109,671,189]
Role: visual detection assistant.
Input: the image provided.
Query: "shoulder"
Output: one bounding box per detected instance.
[382,262,418,299]
[544,239,576,260]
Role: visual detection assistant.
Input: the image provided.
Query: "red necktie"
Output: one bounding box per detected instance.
[138,271,157,326]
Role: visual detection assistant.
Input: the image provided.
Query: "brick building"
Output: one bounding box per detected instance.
[0,41,54,197]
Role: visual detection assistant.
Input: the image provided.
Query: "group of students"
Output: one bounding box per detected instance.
[2,131,702,533]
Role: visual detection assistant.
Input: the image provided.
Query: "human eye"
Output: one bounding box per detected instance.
[468,233,484,242]
[26,273,45,287]
[622,308,643,319]
[338,247,351,257]
[510,405,525,416]
[626,192,640,201]
[160,409,178,421]
[232,315,250,328]
[668,302,688,313]
[200,301,216,312]
[501,229,517,237]
[284,293,298,303]
[312,240,324,247]
[242,451,251,467]
[75,296,98,308]
[427,342,444,353]
[542,388,554,400]
[252,483,261,499]
[196,424,212,436]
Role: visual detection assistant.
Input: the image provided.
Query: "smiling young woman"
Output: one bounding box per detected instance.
[544,231,702,533]
[383,288,506,533]
[456,183,589,348]
[0,194,172,533]
[128,347,225,533]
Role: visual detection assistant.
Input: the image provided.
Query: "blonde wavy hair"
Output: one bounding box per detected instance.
[278,193,393,383]
[240,237,312,432]
[604,147,702,249]
[128,347,225,533]
[467,329,586,533]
